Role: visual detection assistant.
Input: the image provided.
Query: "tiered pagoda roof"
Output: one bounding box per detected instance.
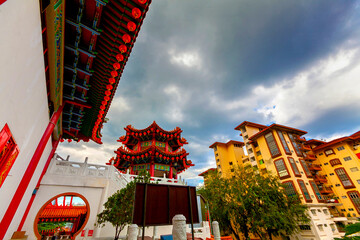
[110,122,193,176]
[43,0,152,143]
[118,121,188,151]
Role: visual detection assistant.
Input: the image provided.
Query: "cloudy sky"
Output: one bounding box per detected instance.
[57,0,360,186]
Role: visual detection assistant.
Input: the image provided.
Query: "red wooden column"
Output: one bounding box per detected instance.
[169,164,173,179]
[150,162,155,177]
[0,105,64,239]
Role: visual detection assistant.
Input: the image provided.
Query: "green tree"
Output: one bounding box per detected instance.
[198,167,310,240]
[95,170,151,240]
[335,222,360,240]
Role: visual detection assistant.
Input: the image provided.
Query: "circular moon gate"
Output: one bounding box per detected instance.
[34,193,90,239]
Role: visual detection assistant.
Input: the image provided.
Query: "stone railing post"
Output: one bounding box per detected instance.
[172,214,186,240]
[128,224,138,240]
[212,221,220,240]
[153,226,158,240]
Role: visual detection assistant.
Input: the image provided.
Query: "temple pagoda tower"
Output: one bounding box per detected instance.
[110,121,193,178]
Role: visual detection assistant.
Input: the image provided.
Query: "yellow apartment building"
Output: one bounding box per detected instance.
[306,132,360,219]
[208,140,246,178]
[202,121,360,240]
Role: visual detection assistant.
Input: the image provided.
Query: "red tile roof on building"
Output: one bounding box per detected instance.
[312,131,360,152]
[199,168,217,177]
[249,123,307,140]
[209,140,244,149]
[234,121,267,131]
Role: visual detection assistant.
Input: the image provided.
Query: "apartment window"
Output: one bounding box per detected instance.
[282,181,297,198]
[324,149,335,156]
[265,132,281,157]
[229,162,233,165]
[344,156,352,161]
[277,131,291,154]
[298,180,312,202]
[216,159,220,163]
[253,142,258,147]
[214,146,217,151]
[319,153,324,156]
[288,157,301,177]
[310,209,317,215]
[341,209,346,212]
[234,144,241,148]
[323,209,329,215]
[288,133,302,156]
[324,162,329,165]
[317,225,324,231]
[330,173,334,176]
[330,158,342,167]
[342,196,347,199]
[310,181,323,201]
[347,191,360,214]
[335,168,355,189]
[357,180,360,184]
[300,159,312,177]
[299,225,311,231]
[350,167,359,172]
[231,169,234,172]
[337,146,345,151]
[0,124,20,188]
[330,223,336,232]
[215,153,218,157]
[217,165,221,169]
[259,159,264,164]
[274,159,290,179]
[335,184,341,187]
[256,151,261,156]
[349,208,354,211]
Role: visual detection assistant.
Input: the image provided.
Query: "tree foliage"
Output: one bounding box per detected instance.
[95,171,151,240]
[335,222,360,240]
[198,167,310,240]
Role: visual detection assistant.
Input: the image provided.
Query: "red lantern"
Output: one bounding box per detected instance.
[109,78,116,84]
[119,44,127,53]
[132,8,141,19]
[138,0,147,4]
[113,62,121,70]
[122,34,131,43]
[111,71,118,77]
[98,114,103,118]
[60,139,64,142]
[141,155,144,158]
[102,100,107,105]
[105,90,111,96]
[68,139,72,143]
[106,85,113,90]
[100,105,105,110]
[99,110,104,114]
[145,153,148,157]
[104,96,110,101]
[116,54,124,62]
[127,21,136,31]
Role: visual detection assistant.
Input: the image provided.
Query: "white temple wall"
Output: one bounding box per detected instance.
[22,183,107,239]
[0,1,52,239]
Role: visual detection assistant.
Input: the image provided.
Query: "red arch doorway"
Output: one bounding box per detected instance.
[34,192,90,239]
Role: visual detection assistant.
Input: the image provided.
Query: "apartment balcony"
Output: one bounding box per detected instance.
[318,186,333,195]
[314,175,327,184]
[304,154,317,161]
[308,164,321,172]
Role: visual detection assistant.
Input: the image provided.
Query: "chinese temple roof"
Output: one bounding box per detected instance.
[44,0,152,143]
[118,121,188,150]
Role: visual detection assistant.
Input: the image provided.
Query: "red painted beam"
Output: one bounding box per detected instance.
[0,105,64,239]
[16,138,60,231]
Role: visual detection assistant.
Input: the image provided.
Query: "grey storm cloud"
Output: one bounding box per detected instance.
[57,0,360,186]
